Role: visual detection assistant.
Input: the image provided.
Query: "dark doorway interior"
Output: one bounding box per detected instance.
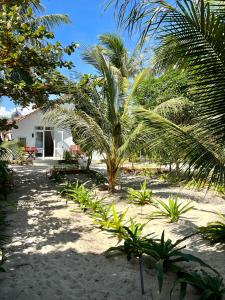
[45,131,54,157]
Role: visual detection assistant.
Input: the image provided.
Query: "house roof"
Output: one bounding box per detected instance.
[14,109,40,123]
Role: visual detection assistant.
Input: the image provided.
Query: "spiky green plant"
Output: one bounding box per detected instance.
[128,180,153,205]
[106,204,129,240]
[151,197,194,222]
[199,213,225,244]
[146,231,216,292]
[106,219,154,295]
[176,270,225,300]
[61,180,92,210]
[91,204,113,229]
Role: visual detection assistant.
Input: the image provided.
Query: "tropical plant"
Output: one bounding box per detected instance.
[0,209,8,272]
[145,231,216,292]
[63,150,73,161]
[151,197,194,223]
[91,204,113,229]
[106,219,154,294]
[128,180,153,205]
[60,180,92,210]
[106,204,129,240]
[0,162,13,201]
[199,213,225,244]
[176,270,225,300]
[109,0,225,187]
[0,0,77,106]
[45,34,147,192]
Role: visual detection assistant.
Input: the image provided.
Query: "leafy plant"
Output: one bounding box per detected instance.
[199,213,225,244]
[145,231,216,292]
[49,170,63,183]
[91,204,113,229]
[107,204,129,240]
[151,197,194,222]
[62,180,92,211]
[128,180,154,205]
[106,219,154,294]
[63,150,73,161]
[176,270,225,300]
[0,210,8,272]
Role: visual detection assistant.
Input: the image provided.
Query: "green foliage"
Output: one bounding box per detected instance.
[61,180,92,210]
[63,150,73,161]
[110,0,225,187]
[199,213,225,244]
[45,34,146,192]
[177,270,225,300]
[151,197,194,223]
[0,162,13,200]
[106,219,154,295]
[106,204,129,240]
[49,170,63,183]
[128,180,153,205]
[106,218,152,259]
[91,204,113,229]
[134,70,192,124]
[0,208,9,272]
[0,1,77,106]
[146,231,216,292]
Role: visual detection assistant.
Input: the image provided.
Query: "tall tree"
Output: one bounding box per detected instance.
[0,0,77,107]
[108,0,225,187]
[46,34,145,192]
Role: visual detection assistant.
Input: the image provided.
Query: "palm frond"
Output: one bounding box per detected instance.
[35,14,71,30]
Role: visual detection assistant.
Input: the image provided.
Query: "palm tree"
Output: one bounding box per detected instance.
[108,0,225,187]
[46,34,146,192]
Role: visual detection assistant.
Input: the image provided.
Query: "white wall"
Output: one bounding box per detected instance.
[12,110,74,157]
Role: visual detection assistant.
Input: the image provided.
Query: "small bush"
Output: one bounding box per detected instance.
[151,197,194,222]
[177,270,225,300]
[128,180,153,205]
[199,213,225,244]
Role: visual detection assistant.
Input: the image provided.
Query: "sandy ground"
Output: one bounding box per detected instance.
[0,165,225,300]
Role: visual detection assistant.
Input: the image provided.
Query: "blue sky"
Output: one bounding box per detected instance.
[0,0,139,116]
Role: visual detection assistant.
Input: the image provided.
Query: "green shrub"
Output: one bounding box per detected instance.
[106,219,154,295]
[199,213,225,244]
[146,231,216,292]
[49,170,63,183]
[128,180,153,205]
[177,270,225,300]
[91,204,113,229]
[106,204,129,240]
[61,180,92,210]
[63,150,73,161]
[151,197,194,222]
[0,210,8,272]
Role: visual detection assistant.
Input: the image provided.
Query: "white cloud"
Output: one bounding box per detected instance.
[0,105,34,118]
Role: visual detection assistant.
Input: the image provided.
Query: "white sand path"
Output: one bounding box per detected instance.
[0,166,225,300]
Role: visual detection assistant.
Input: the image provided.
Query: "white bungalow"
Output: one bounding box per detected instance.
[12,109,74,159]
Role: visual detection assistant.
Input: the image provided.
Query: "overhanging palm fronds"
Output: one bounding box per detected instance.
[35,14,71,30]
[45,35,147,192]
[134,107,225,187]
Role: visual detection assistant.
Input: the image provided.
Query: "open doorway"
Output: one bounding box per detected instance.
[44,131,54,157]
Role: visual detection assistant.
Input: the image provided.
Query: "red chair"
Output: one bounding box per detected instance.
[24,147,38,160]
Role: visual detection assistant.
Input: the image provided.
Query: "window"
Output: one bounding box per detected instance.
[45,127,54,130]
[35,126,44,130]
[18,137,26,147]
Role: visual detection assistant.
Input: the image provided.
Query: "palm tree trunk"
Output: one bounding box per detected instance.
[107,161,119,193]
[108,168,118,193]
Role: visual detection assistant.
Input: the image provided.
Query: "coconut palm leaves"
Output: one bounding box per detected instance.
[109,0,225,186]
[45,34,146,192]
